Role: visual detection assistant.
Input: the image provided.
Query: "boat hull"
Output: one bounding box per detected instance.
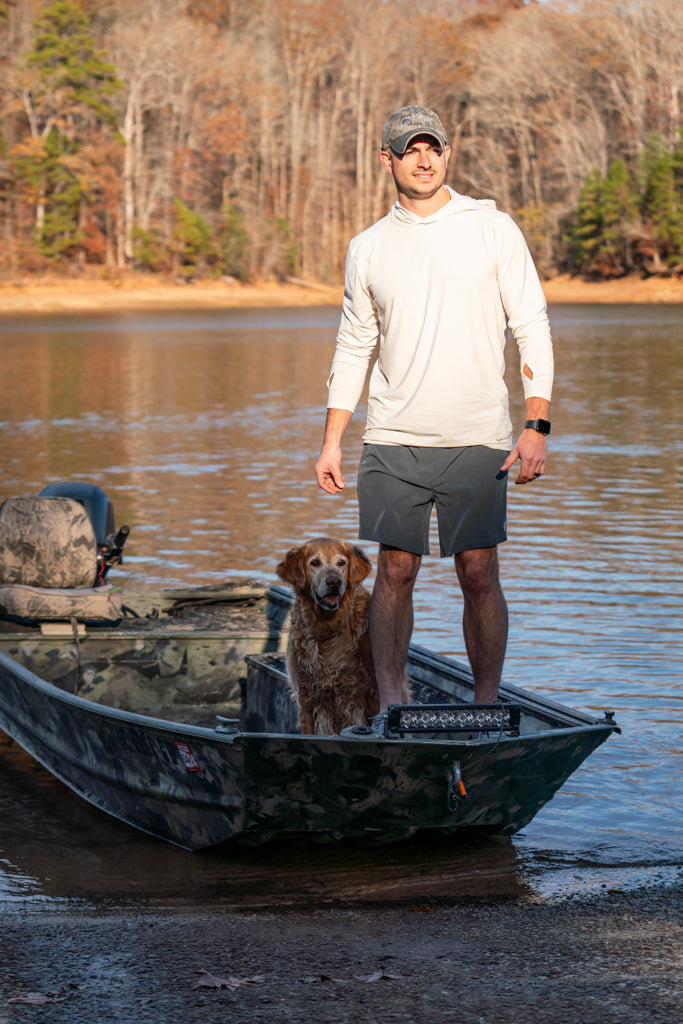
[0,612,618,850]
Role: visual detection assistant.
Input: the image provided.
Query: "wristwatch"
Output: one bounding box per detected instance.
[525,419,551,435]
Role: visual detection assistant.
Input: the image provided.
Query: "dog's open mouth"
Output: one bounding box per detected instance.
[315,592,342,611]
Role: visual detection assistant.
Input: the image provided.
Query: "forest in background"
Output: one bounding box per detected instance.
[1,0,683,285]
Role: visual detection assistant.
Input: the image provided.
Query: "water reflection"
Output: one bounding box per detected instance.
[0,734,533,910]
[0,303,682,906]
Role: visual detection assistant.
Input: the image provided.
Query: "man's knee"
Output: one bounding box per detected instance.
[455,547,501,598]
[377,546,421,590]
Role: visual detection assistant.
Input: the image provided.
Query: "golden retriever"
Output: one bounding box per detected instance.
[276,537,410,735]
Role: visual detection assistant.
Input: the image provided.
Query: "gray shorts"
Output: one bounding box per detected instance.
[357,444,509,557]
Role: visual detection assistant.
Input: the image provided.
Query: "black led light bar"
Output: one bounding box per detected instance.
[385,703,521,736]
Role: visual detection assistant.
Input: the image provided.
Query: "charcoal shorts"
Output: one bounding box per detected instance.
[357,444,509,557]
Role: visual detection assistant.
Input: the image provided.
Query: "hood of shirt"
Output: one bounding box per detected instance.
[389,185,497,226]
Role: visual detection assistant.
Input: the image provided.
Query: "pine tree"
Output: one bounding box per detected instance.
[24,0,120,136]
[566,167,603,276]
[568,161,640,277]
[639,134,683,270]
[217,202,249,282]
[171,200,216,281]
[13,0,122,262]
[599,159,639,275]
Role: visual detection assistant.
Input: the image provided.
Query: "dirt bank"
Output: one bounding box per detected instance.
[2,884,680,1024]
[0,272,682,318]
[0,275,343,317]
[541,273,683,305]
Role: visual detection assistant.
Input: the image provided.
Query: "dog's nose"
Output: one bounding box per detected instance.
[326,575,342,592]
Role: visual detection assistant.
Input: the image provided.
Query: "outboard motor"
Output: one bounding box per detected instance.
[39,482,130,585]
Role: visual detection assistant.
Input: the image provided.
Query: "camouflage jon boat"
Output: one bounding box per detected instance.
[0,584,620,850]
[0,485,619,850]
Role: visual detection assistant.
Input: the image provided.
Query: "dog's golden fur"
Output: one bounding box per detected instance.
[276,537,410,735]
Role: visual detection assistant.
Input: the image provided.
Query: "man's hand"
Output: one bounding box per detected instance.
[315,408,352,493]
[315,444,346,493]
[501,428,548,485]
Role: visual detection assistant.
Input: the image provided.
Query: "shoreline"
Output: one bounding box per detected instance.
[3,884,680,1024]
[0,272,682,316]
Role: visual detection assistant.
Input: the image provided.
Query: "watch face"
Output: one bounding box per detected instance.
[527,419,551,435]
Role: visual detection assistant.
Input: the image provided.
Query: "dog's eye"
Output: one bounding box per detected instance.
[337,559,347,568]
[309,558,321,567]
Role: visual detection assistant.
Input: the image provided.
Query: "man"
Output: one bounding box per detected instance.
[314,105,553,726]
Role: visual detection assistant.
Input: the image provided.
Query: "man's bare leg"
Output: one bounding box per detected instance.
[455,546,508,703]
[369,545,421,711]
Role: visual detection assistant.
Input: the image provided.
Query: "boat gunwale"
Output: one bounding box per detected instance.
[407,642,610,729]
[0,648,617,750]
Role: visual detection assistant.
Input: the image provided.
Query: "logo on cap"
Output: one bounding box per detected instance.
[381,105,447,154]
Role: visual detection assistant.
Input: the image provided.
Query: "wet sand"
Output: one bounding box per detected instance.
[3,885,681,1023]
[0,272,682,317]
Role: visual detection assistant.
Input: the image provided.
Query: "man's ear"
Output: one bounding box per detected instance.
[380,149,394,175]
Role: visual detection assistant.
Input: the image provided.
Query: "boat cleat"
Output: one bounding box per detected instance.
[214,716,240,735]
[340,711,402,739]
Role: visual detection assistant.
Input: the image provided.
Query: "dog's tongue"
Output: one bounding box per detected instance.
[322,594,340,609]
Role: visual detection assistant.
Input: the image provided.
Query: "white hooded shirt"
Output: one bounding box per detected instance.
[326,187,553,450]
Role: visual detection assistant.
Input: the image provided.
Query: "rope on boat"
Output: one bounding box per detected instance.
[70,616,82,694]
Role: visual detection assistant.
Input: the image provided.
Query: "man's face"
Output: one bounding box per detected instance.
[380,134,451,203]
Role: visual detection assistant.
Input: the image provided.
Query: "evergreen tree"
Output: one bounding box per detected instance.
[599,159,639,274]
[37,128,84,258]
[566,167,603,275]
[639,134,683,270]
[171,200,216,280]
[217,202,249,282]
[24,0,120,136]
[568,161,640,277]
[13,0,122,262]
[672,129,683,192]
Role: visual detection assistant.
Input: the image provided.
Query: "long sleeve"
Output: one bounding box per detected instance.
[496,215,554,402]
[326,245,380,413]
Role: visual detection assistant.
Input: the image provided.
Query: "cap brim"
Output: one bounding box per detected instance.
[388,129,447,155]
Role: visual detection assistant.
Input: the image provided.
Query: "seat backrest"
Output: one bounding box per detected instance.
[39,482,115,548]
[0,495,98,588]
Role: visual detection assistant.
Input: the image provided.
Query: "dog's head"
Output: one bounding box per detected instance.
[276,537,372,613]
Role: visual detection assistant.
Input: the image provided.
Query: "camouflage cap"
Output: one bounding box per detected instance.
[381,105,447,154]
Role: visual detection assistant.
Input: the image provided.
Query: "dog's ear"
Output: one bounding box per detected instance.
[276,547,307,589]
[349,545,372,585]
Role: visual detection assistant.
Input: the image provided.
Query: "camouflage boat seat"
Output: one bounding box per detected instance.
[0,494,122,625]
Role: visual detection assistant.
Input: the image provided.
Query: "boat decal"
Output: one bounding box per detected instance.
[174,740,201,773]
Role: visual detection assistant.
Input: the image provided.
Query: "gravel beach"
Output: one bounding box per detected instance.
[2,884,681,1024]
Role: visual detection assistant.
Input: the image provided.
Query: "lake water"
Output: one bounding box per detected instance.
[0,302,681,908]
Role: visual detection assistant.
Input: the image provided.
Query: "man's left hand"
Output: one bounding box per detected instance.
[500,429,547,485]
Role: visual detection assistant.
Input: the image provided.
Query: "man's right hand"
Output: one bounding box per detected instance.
[314,444,346,493]
[315,409,353,493]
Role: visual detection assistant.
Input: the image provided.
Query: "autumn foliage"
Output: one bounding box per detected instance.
[1,0,683,283]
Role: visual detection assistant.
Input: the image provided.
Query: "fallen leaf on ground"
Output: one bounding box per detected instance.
[7,984,79,1005]
[300,974,346,984]
[192,969,265,991]
[356,969,407,982]
[301,968,407,985]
